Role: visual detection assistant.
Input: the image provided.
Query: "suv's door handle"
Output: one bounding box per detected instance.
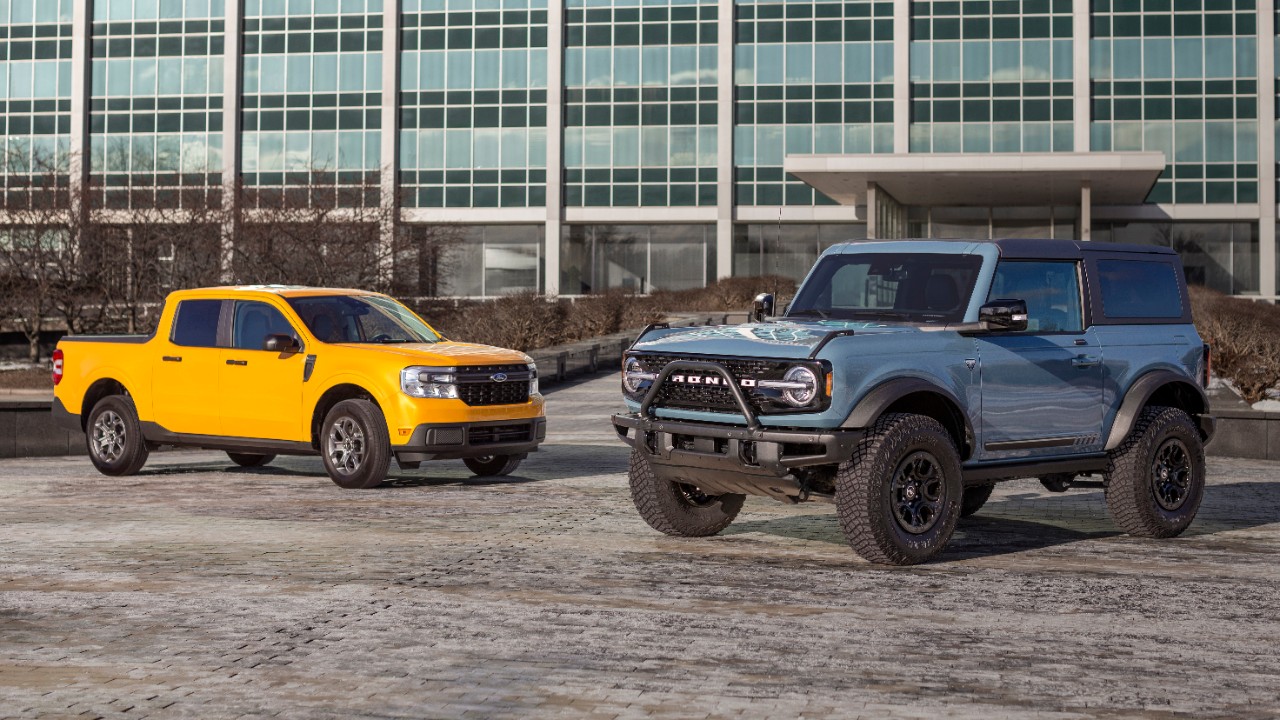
[162,356,182,363]
[226,359,248,366]
[1072,355,1100,368]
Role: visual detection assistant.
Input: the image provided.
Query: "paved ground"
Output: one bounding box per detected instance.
[2,374,1280,719]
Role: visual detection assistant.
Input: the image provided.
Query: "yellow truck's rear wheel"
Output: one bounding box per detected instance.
[86,395,150,477]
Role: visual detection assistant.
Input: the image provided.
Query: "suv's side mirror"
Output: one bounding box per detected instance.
[979,299,1029,332]
[752,293,775,323]
[263,334,300,353]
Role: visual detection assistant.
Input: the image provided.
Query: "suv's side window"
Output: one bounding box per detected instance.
[171,299,222,347]
[232,301,299,351]
[988,261,1083,333]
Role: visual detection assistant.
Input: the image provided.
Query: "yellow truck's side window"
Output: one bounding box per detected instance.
[171,300,222,347]
[232,301,298,351]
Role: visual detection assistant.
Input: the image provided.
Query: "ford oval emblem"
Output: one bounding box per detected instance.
[491,372,508,383]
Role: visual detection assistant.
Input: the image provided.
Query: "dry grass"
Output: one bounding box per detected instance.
[1189,285,1280,404]
[0,368,52,390]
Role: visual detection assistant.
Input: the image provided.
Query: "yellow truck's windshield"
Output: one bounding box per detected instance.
[287,295,441,344]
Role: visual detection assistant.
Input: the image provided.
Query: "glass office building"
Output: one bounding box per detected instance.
[1,0,1276,298]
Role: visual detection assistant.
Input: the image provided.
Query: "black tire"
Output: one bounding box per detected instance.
[1039,473,1075,493]
[835,413,963,565]
[227,452,275,468]
[320,399,391,489]
[960,484,995,517]
[1104,406,1205,539]
[628,449,745,537]
[463,453,526,477]
[85,395,149,476]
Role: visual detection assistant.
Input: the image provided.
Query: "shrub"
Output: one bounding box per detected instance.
[1189,285,1280,404]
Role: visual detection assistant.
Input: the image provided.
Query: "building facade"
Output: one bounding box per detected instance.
[0,0,1274,298]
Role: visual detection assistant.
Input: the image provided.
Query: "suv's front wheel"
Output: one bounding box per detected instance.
[835,413,963,565]
[628,449,744,537]
[1105,406,1205,538]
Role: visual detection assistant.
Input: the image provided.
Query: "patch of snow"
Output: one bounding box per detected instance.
[1252,399,1280,413]
[0,362,41,372]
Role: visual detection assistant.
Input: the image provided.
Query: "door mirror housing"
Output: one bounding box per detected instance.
[979,299,1029,332]
[263,334,300,353]
[752,293,775,323]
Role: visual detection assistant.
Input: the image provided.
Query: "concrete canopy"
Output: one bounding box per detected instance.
[783,152,1166,207]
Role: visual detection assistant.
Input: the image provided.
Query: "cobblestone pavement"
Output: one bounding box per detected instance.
[3,374,1280,719]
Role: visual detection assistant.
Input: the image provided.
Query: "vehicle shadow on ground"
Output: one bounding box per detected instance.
[723,480,1280,561]
[724,512,1119,559]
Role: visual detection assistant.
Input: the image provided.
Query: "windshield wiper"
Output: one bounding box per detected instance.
[846,310,913,321]
[362,338,418,344]
[788,308,830,319]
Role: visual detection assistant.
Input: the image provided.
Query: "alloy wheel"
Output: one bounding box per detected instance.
[91,410,127,463]
[327,417,366,476]
[890,451,946,534]
[1151,438,1192,511]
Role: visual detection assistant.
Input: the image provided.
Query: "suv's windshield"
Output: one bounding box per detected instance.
[287,295,441,344]
[787,252,984,323]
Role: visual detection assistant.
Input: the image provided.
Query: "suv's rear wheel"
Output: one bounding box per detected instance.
[320,399,391,489]
[1105,406,1205,538]
[835,413,963,565]
[464,453,526,477]
[86,395,149,476]
[228,452,275,468]
[628,449,744,537]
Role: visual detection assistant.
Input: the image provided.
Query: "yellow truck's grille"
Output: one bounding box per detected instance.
[456,364,531,406]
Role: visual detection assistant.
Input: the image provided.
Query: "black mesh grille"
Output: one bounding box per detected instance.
[456,364,530,406]
[633,353,826,415]
[468,423,533,446]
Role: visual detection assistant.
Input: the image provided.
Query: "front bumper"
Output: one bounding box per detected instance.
[612,412,862,502]
[394,417,546,462]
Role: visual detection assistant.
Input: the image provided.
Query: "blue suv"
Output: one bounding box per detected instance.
[613,239,1215,565]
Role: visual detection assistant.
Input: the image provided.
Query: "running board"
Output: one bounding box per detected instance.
[961,454,1107,486]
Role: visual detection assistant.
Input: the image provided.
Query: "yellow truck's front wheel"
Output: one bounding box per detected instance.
[320,399,391,489]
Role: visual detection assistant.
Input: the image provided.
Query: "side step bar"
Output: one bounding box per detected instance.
[961,454,1108,486]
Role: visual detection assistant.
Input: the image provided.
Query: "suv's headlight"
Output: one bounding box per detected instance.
[402,366,458,399]
[622,356,656,395]
[779,365,818,407]
[527,363,539,395]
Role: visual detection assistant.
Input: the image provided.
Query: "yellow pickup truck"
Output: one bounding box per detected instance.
[51,285,546,488]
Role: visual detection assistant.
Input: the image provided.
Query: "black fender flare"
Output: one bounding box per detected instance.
[1104,370,1211,451]
[841,377,975,454]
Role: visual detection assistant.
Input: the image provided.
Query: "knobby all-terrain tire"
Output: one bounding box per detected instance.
[86,394,150,477]
[628,448,745,537]
[835,413,963,565]
[464,453,527,477]
[227,452,276,468]
[1105,405,1205,539]
[320,399,392,489]
[960,484,995,518]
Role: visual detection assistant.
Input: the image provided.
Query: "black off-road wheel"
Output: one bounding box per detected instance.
[1039,473,1076,492]
[835,413,963,565]
[1105,406,1205,538]
[86,395,150,477]
[960,484,995,518]
[228,452,275,468]
[628,449,745,537]
[464,453,526,477]
[320,399,391,489]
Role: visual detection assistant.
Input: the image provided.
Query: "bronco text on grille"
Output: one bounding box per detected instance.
[456,365,532,406]
[634,353,826,414]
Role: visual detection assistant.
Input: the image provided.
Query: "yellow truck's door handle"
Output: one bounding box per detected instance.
[162,356,182,362]
[226,359,248,366]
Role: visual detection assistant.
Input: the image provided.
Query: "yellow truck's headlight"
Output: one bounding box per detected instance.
[527,363,539,395]
[401,366,459,399]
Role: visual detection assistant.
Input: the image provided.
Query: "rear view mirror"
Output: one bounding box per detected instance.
[263,334,300,353]
[752,293,775,323]
[979,299,1029,332]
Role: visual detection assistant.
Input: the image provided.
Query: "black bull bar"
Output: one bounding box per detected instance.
[611,360,862,502]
